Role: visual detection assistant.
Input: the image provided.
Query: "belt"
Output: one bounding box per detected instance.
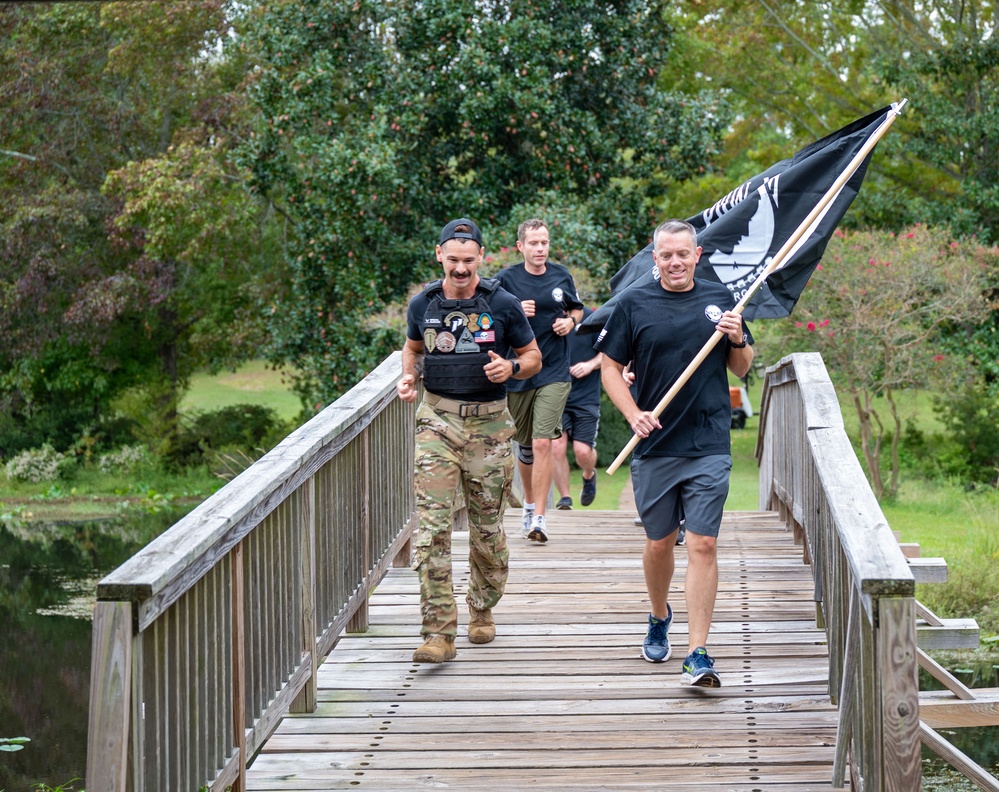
[424,392,507,417]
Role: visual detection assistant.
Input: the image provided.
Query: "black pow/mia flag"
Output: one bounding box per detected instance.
[580,105,895,333]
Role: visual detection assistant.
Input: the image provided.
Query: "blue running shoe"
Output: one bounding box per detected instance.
[580,474,597,506]
[641,604,672,663]
[681,646,721,687]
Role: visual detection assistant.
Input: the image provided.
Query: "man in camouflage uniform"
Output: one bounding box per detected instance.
[397,218,541,663]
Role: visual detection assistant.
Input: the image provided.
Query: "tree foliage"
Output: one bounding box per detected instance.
[237,0,728,406]
[757,225,995,496]
[0,2,276,458]
[668,1,999,242]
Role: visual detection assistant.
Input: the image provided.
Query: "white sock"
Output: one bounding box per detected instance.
[524,503,535,513]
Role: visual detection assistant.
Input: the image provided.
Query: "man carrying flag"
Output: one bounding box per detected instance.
[598,218,754,687]
[591,102,905,686]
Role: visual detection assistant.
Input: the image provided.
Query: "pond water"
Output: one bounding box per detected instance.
[0,512,183,792]
[1,514,996,791]
[920,663,999,790]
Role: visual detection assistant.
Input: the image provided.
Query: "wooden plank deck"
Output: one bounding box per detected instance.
[246,509,847,791]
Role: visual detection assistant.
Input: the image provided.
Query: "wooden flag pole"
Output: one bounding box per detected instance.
[606,99,907,475]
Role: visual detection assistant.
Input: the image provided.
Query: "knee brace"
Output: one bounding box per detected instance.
[517,444,534,465]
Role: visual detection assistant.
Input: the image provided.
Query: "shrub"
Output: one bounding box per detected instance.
[171,404,290,467]
[97,444,151,474]
[3,444,76,483]
[934,382,999,487]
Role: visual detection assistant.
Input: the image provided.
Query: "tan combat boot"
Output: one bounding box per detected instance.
[467,605,496,644]
[412,634,456,663]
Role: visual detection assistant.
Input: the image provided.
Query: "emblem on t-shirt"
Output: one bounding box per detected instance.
[704,304,724,323]
[552,287,564,303]
[436,331,456,353]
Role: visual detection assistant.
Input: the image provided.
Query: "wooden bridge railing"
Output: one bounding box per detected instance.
[86,352,416,792]
[757,352,921,790]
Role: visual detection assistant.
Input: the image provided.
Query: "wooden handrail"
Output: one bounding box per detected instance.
[86,352,416,791]
[757,352,921,790]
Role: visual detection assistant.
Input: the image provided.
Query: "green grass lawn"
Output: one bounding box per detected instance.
[182,360,302,421]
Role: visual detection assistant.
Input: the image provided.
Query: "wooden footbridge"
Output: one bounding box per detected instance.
[86,353,999,791]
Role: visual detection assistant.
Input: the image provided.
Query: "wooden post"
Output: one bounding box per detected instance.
[878,596,921,791]
[832,589,857,787]
[86,601,132,792]
[348,429,372,633]
[291,479,318,713]
[231,544,246,792]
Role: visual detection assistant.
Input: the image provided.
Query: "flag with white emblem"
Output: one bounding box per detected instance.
[581,105,895,332]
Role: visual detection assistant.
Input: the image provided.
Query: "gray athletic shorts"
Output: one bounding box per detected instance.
[631,454,732,541]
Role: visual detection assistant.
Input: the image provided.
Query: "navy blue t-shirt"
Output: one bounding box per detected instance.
[406,279,534,402]
[566,306,601,413]
[494,262,584,392]
[596,278,753,458]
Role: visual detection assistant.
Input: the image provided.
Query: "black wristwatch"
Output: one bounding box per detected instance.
[510,360,521,376]
[730,338,748,349]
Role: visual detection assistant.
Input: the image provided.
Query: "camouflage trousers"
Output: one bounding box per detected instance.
[412,399,514,638]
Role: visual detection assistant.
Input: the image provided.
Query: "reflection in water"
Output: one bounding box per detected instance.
[0,512,184,792]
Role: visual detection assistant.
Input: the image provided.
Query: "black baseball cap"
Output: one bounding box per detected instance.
[439,218,483,247]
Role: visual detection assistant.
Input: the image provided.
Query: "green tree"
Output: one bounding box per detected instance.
[758,225,993,497]
[1,2,278,458]
[667,1,999,241]
[1,4,136,454]
[238,0,727,406]
[101,141,271,458]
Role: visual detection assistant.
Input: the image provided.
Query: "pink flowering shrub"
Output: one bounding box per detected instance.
[757,224,993,496]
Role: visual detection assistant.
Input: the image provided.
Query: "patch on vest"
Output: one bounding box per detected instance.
[435,331,456,352]
[455,327,479,352]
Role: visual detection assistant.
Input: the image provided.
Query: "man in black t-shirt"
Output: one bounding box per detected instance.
[495,218,584,544]
[397,218,541,664]
[598,219,754,688]
[552,306,602,509]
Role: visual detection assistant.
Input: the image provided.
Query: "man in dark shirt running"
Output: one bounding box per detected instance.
[495,218,584,543]
[398,218,541,663]
[552,305,602,510]
[598,218,754,687]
